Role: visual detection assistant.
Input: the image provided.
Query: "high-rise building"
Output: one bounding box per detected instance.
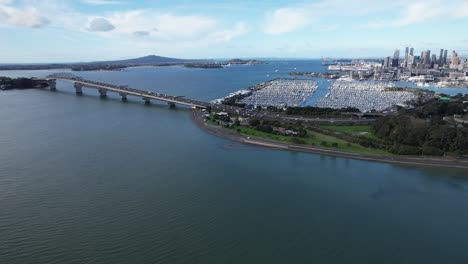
[431,54,437,68]
[443,50,448,66]
[392,49,399,67]
[410,47,414,56]
[439,49,444,65]
[422,50,431,65]
[407,55,415,67]
[404,47,409,68]
[384,56,390,68]
[451,51,460,69]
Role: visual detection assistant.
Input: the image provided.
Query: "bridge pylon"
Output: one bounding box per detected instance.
[99,89,107,98]
[48,79,57,91]
[119,93,127,102]
[74,83,83,95]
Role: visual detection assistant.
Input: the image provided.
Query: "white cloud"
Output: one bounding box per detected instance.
[0,3,50,28]
[263,8,309,35]
[87,17,115,31]
[367,0,468,28]
[133,30,150,37]
[91,10,249,45]
[262,0,468,34]
[81,0,123,5]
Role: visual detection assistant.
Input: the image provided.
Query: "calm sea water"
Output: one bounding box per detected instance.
[1,61,468,264]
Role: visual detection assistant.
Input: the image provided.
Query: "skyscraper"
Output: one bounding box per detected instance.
[443,50,448,66]
[451,51,460,69]
[439,49,444,65]
[422,50,431,65]
[407,55,415,68]
[404,47,409,68]
[384,56,390,68]
[410,47,414,56]
[431,54,437,68]
[392,49,400,67]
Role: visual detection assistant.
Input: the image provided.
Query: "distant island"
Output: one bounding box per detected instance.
[0,55,266,72]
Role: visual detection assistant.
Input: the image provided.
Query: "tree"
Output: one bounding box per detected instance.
[249,118,260,127]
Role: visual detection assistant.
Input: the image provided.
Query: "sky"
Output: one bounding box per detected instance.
[1,0,468,63]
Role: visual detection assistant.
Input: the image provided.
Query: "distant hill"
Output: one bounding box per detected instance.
[94,55,204,65]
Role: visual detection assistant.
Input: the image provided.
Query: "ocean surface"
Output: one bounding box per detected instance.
[1,61,468,264]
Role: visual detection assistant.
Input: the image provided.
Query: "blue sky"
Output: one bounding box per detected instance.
[1,0,468,63]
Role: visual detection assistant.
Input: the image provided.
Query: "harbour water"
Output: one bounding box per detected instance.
[1,61,468,263]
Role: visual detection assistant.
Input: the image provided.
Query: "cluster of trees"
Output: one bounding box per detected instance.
[373,97,468,156]
[222,94,247,108]
[248,118,308,137]
[0,77,35,90]
[285,106,360,116]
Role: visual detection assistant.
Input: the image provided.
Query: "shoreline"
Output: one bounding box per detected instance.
[190,109,468,169]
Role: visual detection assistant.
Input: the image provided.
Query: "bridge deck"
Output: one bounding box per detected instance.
[48,74,208,108]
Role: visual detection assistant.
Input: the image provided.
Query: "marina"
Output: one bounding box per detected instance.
[315,80,418,112]
[239,79,318,108]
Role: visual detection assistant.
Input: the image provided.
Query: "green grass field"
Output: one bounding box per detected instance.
[231,126,391,155]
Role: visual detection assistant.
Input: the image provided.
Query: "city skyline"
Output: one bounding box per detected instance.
[1,0,468,63]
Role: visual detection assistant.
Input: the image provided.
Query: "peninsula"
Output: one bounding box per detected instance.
[0,56,266,72]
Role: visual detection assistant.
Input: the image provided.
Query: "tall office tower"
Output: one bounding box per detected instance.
[451,51,460,68]
[422,50,430,65]
[431,54,437,68]
[443,50,448,66]
[410,47,414,56]
[439,49,444,65]
[407,55,415,68]
[384,56,390,68]
[392,49,400,67]
[421,51,424,59]
[404,47,409,68]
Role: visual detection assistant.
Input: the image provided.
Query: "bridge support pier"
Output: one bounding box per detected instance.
[168,102,176,109]
[120,93,127,102]
[143,97,150,105]
[74,83,83,95]
[99,89,107,98]
[48,79,56,91]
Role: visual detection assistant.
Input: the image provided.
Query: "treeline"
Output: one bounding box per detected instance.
[285,106,360,116]
[373,96,468,156]
[0,77,36,90]
[248,118,308,137]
